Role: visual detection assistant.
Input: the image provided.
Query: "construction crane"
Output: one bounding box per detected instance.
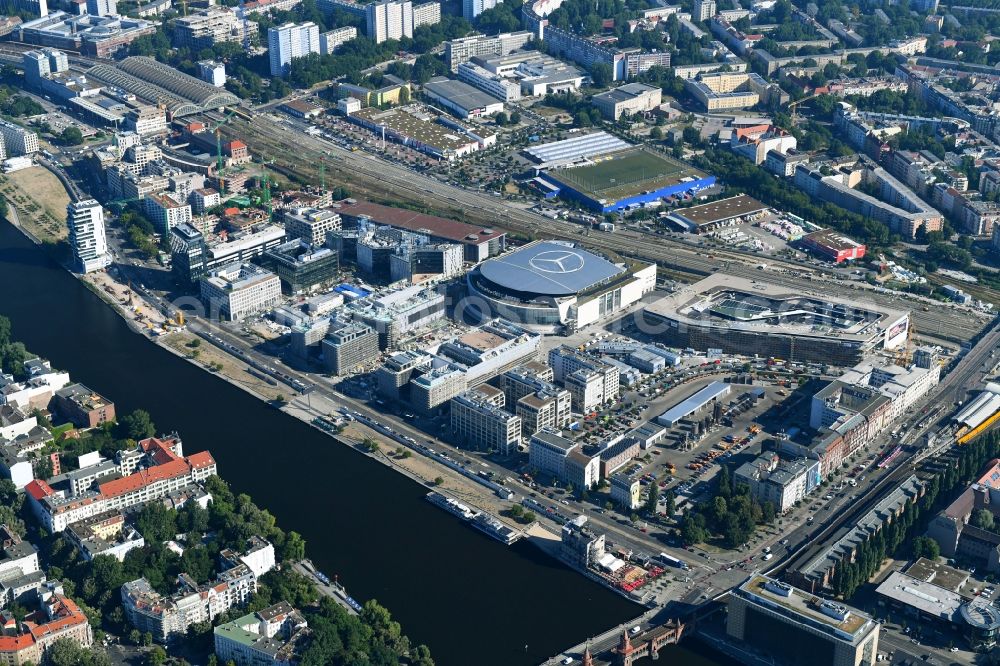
[319,159,325,191]
[212,110,236,195]
[894,320,915,367]
[260,153,273,218]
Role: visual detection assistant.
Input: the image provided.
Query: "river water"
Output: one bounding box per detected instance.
[0,220,731,665]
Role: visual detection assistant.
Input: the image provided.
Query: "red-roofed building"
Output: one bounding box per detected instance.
[335,199,506,263]
[25,438,217,533]
[24,480,54,502]
[0,587,92,664]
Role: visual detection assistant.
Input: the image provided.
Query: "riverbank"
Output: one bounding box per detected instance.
[0,219,644,665]
[8,214,658,653]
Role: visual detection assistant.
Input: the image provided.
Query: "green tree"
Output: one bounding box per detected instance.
[135,502,177,543]
[663,491,676,516]
[61,126,84,145]
[147,646,167,665]
[972,508,995,531]
[281,531,306,561]
[912,536,941,560]
[644,477,660,515]
[119,409,156,440]
[48,638,90,666]
[589,62,613,87]
[411,644,435,666]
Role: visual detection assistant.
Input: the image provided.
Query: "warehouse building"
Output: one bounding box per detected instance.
[799,229,867,263]
[347,106,494,161]
[667,194,769,233]
[422,77,504,118]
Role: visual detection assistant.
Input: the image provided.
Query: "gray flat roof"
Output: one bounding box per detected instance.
[876,571,962,622]
[644,273,909,343]
[424,77,500,112]
[478,241,624,296]
[657,381,730,426]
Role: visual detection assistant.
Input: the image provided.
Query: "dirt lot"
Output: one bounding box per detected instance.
[0,166,69,242]
[161,331,288,402]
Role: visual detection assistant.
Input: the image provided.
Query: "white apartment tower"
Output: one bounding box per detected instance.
[462,0,496,20]
[0,119,39,156]
[267,22,320,77]
[366,0,412,44]
[693,0,715,21]
[86,0,117,16]
[67,199,111,273]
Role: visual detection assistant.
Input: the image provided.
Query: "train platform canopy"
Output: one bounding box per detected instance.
[954,388,1000,429]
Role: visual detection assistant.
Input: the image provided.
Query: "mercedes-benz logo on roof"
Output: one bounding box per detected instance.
[529,250,585,274]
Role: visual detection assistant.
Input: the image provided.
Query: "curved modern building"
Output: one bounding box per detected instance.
[466,240,655,333]
[642,272,910,365]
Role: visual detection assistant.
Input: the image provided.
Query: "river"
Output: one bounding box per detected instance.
[0,220,732,665]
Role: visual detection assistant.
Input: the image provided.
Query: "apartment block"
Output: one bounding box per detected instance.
[268,21,320,77]
[319,26,356,54]
[145,192,192,236]
[365,0,411,44]
[693,0,715,21]
[173,8,257,50]
[0,119,39,156]
[412,1,439,27]
[0,585,93,665]
[214,602,310,666]
[123,566,256,643]
[25,437,217,532]
[66,199,110,274]
[125,104,167,137]
[735,453,820,513]
[51,383,115,428]
[444,31,532,71]
[462,0,495,20]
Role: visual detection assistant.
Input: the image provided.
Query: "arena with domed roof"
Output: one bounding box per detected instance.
[466,240,656,333]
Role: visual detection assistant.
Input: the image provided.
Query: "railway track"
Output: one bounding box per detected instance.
[221,114,988,342]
